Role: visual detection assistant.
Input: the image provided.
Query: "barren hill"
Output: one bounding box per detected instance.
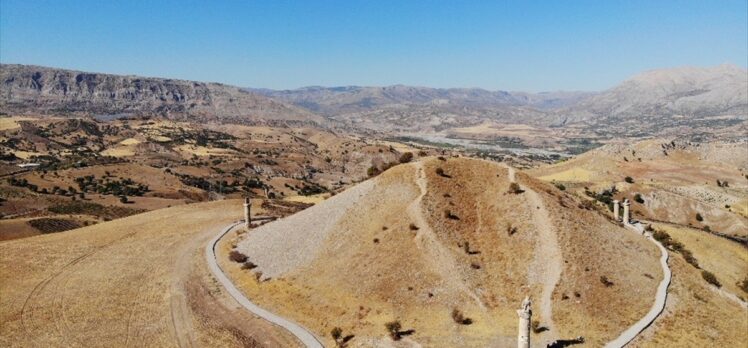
[0,64,326,126]
[232,157,663,347]
[529,139,748,239]
[570,64,748,120]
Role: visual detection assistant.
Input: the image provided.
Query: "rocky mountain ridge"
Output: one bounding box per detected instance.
[0,64,326,126]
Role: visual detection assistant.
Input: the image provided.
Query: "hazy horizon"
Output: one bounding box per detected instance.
[1,1,747,92]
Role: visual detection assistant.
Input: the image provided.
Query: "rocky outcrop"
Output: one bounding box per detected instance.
[0,64,327,126]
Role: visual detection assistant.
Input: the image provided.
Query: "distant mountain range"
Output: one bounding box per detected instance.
[0,64,325,126]
[1,63,746,135]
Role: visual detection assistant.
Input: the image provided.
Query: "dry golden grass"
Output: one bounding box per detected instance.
[629,256,748,347]
[283,193,330,204]
[654,223,748,300]
[0,117,36,131]
[0,199,299,347]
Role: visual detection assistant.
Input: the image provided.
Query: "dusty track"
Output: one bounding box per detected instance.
[507,165,563,345]
[409,162,486,309]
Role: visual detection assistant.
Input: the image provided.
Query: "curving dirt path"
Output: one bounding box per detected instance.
[408,162,486,309]
[206,222,324,348]
[506,165,563,345]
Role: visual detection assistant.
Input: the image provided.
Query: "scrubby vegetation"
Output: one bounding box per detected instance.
[701,270,721,288]
[451,309,473,325]
[399,152,413,163]
[624,176,634,183]
[531,320,549,333]
[27,218,83,233]
[435,167,451,178]
[507,182,524,194]
[738,277,748,294]
[652,229,699,268]
[47,200,143,219]
[443,209,459,220]
[73,175,149,196]
[229,250,248,263]
[385,321,402,340]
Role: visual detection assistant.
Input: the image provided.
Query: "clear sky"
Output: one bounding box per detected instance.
[1,1,746,91]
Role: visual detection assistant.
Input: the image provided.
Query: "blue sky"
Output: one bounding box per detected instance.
[1,1,746,91]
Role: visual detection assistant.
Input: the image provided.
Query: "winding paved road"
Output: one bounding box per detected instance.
[205,221,324,348]
[604,223,672,348]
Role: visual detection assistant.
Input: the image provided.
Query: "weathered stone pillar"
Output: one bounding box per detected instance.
[613,199,620,221]
[243,197,251,228]
[622,199,630,225]
[517,296,531,348]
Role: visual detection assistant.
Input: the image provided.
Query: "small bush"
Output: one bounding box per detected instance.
[695,213,703,222]
[444,209,459,220]
[553,182,566,191]
[435,167,450,177]
[507,182,524,194]
[241,261,257,270]
[229,250,248,263]
[409,223,419,231]
[331,326,342,340]
[451,309,473,325]
[600,276,614,287]
[634,193,644,204]
[507,224,518,235]
[385,321,402,340]
[418,150,428,156]
[531,320,549,333]
[680,249,699,268]
[367,166,381,177]
[399,152,414,163]
[701,270,721,288]
[624,176,634,184]
[738,277,748,294]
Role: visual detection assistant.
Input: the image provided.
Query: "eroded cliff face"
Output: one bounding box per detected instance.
[0,64,326,126]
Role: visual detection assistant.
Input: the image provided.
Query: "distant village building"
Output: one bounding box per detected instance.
[17,163,40,168]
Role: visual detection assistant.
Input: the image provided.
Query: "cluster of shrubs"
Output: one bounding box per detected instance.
[229,250,258,270]
[47,200,143,219]
[652,227,725,288]
[701,270,721,288]
[285,182,327,196]
[584,186,617,206]
[172,172,238,194]
[73,175,149,197]
[651,229,699,268]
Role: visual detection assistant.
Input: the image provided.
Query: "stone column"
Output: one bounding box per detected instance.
[622,199,630,225]
[243,197,251,228]
[613,199,620,221]
[517,296,531,348]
